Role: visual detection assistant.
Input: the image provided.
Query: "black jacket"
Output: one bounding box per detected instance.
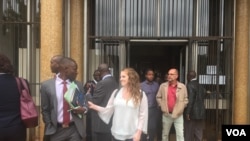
[185,80,206,119]
[86,75,119,133]
[0,74,24,128]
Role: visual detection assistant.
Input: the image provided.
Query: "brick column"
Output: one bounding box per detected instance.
[233,0,250,124]
[70,0,84,82]
[40,0,63,140]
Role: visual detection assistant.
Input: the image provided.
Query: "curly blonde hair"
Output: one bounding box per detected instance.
[121,68,142,106]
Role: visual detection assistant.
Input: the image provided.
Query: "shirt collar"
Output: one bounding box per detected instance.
[191,78,197,81]
[102,74,112,80]
[56,75,70,84]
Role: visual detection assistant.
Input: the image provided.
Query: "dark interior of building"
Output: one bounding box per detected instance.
[130,42,185,82]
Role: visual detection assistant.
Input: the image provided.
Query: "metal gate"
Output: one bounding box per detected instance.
[88,0,234,140]
[188,38,232,140]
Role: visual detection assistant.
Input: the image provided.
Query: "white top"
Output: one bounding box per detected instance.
[97,88,148,140]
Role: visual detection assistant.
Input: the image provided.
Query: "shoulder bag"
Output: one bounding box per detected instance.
[15,77,38,128]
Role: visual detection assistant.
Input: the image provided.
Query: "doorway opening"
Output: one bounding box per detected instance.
[129,41,187,83]
[129,41,187,140]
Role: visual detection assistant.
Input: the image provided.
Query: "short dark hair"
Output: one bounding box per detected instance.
[51,55,64,63]
[188,70,196,78]
[144,68,154,75]
[98,63,110,73]
[0,53,14,74]
[59,57,77,70]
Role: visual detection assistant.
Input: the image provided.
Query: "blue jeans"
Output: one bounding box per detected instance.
[162,114,184,141]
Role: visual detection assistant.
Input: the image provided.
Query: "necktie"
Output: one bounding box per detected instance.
[62,81,70,126]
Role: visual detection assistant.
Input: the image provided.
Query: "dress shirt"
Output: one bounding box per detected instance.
[167,84,177,113]
[55,76,72,123]
[141,80,159,108]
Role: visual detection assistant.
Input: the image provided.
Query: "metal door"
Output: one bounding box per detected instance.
[188,38,232,140]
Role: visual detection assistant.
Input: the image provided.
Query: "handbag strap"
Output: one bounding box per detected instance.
[15,77,22,94]
[15,77,30,94]
[20,78,30,92]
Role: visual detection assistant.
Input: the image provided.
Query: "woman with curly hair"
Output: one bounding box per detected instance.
[88,68,148,141]
[0,53,26,141]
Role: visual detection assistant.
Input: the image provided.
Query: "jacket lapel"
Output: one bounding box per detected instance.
[50,79,58,117]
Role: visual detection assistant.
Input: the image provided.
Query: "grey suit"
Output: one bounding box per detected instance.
[86,75,118,141]
[40,78,86,140]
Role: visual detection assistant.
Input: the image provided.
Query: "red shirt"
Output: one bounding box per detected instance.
[167,84,177,113]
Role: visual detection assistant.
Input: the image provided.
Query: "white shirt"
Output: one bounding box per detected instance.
[97,88,148,140]
[55,76,72,123]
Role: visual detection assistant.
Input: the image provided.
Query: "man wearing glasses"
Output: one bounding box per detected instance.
[156,68,189,141]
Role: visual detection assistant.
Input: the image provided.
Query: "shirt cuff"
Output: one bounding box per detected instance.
[83,107,88,114]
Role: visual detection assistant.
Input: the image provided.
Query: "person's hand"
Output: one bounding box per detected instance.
[88,101,95,109]
[71,106,86,114]
[133,130,142,141]
[86,87,91,94]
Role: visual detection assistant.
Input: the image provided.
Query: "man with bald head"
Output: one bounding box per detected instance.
[156,68,188,141]
[87,63,119,141]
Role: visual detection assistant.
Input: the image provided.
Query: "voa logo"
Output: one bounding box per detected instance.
[226,129,246,136]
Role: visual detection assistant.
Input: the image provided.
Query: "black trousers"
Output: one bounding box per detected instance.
[0,124,26,141]
[184,118,204,141]
[86,112,92,141]
[49,124,82,141]
[43,135,50,141]
[92,132,112,141]
[141,107,159,141]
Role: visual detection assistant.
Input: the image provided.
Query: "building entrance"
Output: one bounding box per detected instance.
[87,0,233,140]
[129,41,187,83]
[89,37,233,141]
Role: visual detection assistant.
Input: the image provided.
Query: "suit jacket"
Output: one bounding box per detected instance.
[184,80,206,119]
[156,81,188,119]
[86,75,119,133]
[40,78,87,138]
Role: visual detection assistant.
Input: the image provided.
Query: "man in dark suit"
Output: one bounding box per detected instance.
[41,57,88,141]
[86,63,119,141]
[184,70,206,141]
